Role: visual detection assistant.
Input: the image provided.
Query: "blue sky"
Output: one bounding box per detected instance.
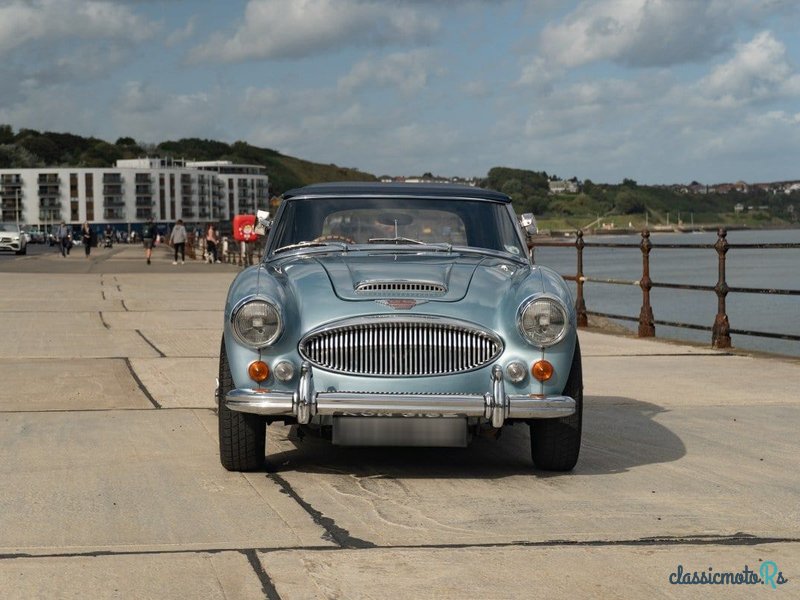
[1,0,799,185]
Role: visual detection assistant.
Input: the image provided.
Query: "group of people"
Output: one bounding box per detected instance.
[141,218,221,266]
[53,219,224,265]
[55,221,95,258]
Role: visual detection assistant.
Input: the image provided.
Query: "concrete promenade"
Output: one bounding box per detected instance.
[0,244,798,598]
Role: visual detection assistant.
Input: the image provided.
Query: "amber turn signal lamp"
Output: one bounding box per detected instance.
[531,360,554,382]
[248,361,270,382]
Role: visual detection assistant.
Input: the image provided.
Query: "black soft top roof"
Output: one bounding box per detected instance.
[282,181,511,203]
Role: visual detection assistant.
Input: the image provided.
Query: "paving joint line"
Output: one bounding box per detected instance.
[1,534,798,562]
[123,357,161,408]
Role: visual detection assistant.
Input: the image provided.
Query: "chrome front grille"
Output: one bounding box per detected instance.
[355,281,446,294]
[300,317,502,377]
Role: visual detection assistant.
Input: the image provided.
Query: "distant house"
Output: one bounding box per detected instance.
[734,203,744,213]
[548,179,579,194]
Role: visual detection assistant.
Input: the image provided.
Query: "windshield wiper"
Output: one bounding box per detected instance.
[367,237,426,245]
[274,240,349,254]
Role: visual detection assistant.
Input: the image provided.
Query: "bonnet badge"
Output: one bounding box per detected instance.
[375,299,428,310]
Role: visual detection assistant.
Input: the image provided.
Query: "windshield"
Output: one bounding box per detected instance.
[0,223,19,233]
[269,197,526,257]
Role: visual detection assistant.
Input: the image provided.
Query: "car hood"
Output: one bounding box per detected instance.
[277,251,532,303]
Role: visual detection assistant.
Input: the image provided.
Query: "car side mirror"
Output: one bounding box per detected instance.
[519,213,538,236]
[255,210,272,236]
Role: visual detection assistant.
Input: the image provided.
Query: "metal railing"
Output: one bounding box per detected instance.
[531,228,800,348]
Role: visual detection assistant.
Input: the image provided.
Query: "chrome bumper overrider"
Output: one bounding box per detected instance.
[225,363,575,428]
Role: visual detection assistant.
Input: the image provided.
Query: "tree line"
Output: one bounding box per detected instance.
[1,125,796,223]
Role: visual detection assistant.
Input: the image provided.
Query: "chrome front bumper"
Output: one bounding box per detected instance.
[225,363,575,428]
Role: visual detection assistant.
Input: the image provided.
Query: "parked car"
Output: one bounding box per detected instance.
[0,223,27,255]
[218,183,582,472]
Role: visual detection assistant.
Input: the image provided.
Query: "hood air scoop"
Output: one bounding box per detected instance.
[355,280,447,295]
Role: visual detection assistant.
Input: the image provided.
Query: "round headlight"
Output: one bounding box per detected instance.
[232,299,282,348]
[518,296,569,347]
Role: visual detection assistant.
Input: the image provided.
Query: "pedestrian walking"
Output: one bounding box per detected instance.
[80,222,93,258]
[142,217,156,265]
[169,219,187,264]
[205,224,219,264]
[56,221,71,257]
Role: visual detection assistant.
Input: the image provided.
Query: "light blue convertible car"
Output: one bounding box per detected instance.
[218,182,582,471]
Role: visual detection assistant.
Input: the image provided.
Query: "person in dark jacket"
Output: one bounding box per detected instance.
[80,222,93,258]
[142,217,156,265]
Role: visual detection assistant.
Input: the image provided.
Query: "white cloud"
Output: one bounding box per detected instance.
[697,31,800,107]
[188,0,439,63]
[109,82,228,144]
[537,0,784,69]
[165,16,196,47]
[0,0,158,56]
[338,50,437,95]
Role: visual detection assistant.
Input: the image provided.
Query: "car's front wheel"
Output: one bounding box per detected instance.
[218,337,266,471]
[529,338,582,471]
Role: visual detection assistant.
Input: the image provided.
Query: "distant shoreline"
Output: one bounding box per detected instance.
[538,223,800,237]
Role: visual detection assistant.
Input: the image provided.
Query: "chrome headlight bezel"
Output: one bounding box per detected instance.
[517,294,570,348]
[230,296,283,349]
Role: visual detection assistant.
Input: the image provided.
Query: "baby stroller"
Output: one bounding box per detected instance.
[103,233,114,248]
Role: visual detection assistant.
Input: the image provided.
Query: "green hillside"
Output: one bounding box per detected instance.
[1,125,796,227]
[0,125,375,196]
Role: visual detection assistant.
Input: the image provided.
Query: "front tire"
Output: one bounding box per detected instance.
[530,338,583,471]
[218,337,266,471]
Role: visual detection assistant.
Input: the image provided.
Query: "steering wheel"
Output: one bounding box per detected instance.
[312,234,356,245]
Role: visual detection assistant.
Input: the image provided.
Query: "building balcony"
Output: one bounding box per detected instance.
[103,198,126,208]
[102,174,123,184]
[135,198,154,208]
[134,174,151,183]
[1,175,23,185]
[37,174,60,184]
[1,199,24,210]
[103,185,124,195]
[104,209,125,220]
[39,210,62,221]
[135,185,152,195]
[39,199,61,209]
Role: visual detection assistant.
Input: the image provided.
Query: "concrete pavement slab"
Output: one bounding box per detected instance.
[584,351,800,406]
[257,400,799,546]
[579,329,731,357]
[259,543,799,599]
[0,409,332,555]
[0,551,269,600]
[102,309,224,333]
[0,358,154,411]
[130,357,218,409]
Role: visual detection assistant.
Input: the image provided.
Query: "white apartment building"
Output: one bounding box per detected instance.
[0,157,269,229]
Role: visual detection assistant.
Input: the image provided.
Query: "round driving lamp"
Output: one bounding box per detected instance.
[274,361,295,382]
[506,361,527,383]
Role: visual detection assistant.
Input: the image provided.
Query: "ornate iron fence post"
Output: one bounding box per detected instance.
[712,228,732,348]
[575,230,588,327]
[638,229,655,337]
